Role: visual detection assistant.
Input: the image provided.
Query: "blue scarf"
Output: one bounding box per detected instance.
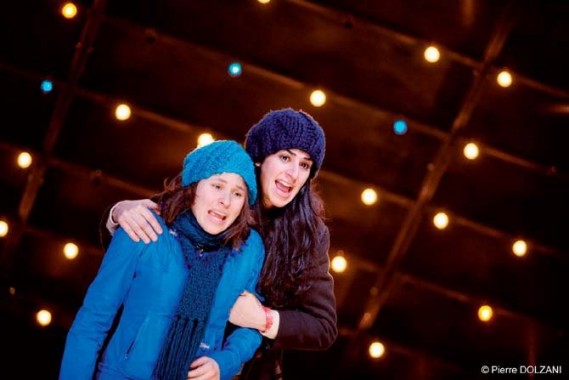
[153,211,231,380]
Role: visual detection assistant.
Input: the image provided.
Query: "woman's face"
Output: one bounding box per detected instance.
[191,173,247,235]
[259,148,312,209]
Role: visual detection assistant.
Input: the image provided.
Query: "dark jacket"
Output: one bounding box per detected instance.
[238,225,338,380]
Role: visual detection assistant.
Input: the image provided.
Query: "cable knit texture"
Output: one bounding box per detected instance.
[182,140,257,205]
[245,108,326,178]
[153,211,230,380]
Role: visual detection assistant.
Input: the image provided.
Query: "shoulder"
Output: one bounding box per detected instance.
[240,228,264,258]
[315,223,330,255]
[243,228,263,250]
[309,223,331,270]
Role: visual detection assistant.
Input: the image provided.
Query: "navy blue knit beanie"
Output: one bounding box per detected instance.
[245,108,326,178]
[181,140,257,205]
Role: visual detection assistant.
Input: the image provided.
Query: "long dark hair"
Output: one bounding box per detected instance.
[155,174,255,249]
[256,180,326,308]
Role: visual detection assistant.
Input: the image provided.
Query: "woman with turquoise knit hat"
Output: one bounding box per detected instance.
[104,109,338,380]
[60,140,265,380]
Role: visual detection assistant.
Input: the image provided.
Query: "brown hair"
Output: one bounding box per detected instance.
[155,174,255,249]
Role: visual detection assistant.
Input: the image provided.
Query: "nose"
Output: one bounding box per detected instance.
[218,190,231,208]
[286,161,299,181]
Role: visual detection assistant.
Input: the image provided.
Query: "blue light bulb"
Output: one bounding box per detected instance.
[228,62,242,78]
[40,79,53,93]
[393,119,407,135]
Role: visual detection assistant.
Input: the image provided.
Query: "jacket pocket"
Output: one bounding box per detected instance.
[122,314,171,378]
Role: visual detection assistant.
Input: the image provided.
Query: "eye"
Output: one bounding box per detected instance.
[300,162,311,170]
[233,191,244,198]
[279,154,290,162]
[211,183,222,190]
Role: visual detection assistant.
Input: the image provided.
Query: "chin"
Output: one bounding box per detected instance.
[204,226,225,235]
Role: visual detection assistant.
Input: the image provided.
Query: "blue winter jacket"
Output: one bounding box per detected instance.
[60,214,264,380]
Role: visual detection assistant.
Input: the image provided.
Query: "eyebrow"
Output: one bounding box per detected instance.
[212,176,246,191]
[285,149,313,161]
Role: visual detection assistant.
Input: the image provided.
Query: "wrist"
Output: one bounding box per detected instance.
[109,202,120,225]
[262,306,273,332]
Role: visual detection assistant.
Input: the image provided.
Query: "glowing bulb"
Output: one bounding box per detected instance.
[478,305,493,322]
[36,309,52,327]
[393,119,407,135]
[61,3,78,19]
[115,104,131,121]
[433,212,449,230]
[0,220,8,237]
[197,133,215,147]
[40,79,53,93]
[310,90,326,107]
[369,341,385,358]
[17,152,32,169]
[463,142,479,160]
[512,240,527,257]
[331,254,347,273]
[424,46,440,63]
[63,242,79,260]
[497,70,513,88]
[258,0,271,4]
[361,188,378,206]
[228,62,242,77]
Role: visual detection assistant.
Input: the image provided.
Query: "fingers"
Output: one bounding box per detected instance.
[117,203,162,243]
[243,291,263,307]
[187,357,219,380]
[141,199,161,214]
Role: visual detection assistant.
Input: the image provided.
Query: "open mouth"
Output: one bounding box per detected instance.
[275,179,293,195]
[208,210,227,224]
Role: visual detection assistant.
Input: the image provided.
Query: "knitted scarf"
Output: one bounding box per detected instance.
[153,211,231,380]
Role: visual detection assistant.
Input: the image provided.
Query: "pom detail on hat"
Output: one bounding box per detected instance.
[245,108,326,178]
[181,140,257,205]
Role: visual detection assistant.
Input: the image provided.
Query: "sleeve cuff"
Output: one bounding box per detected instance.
[105,203,120,235]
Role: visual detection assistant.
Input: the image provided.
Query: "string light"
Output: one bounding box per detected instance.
[463,142,479,160]
[369,341,385,358]
[361,188,378,206]
[0,220,8,238]
[63,242,79,260]
[17,152,32,169]
[36,309,52,327]
[512,240,527,257]
[424,46,440,63]
[478,305,493,322]
[393,119,407,135]
[497,70,513,88]
[115,103,132,121]
[61,3,78,19]
[228,62,242,78]
[310,90,326,107]
[433,212,449,230]
[40,79,53,94]
[331,251,348,273]
[197,133,215,147]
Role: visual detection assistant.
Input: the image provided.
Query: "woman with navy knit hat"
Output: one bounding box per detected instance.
[60,140,265,380]
[104,109,338,379]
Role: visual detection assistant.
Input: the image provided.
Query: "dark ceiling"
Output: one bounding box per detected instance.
[1,0,568,379]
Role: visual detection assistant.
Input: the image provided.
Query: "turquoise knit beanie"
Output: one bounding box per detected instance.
[181,140,257,205]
